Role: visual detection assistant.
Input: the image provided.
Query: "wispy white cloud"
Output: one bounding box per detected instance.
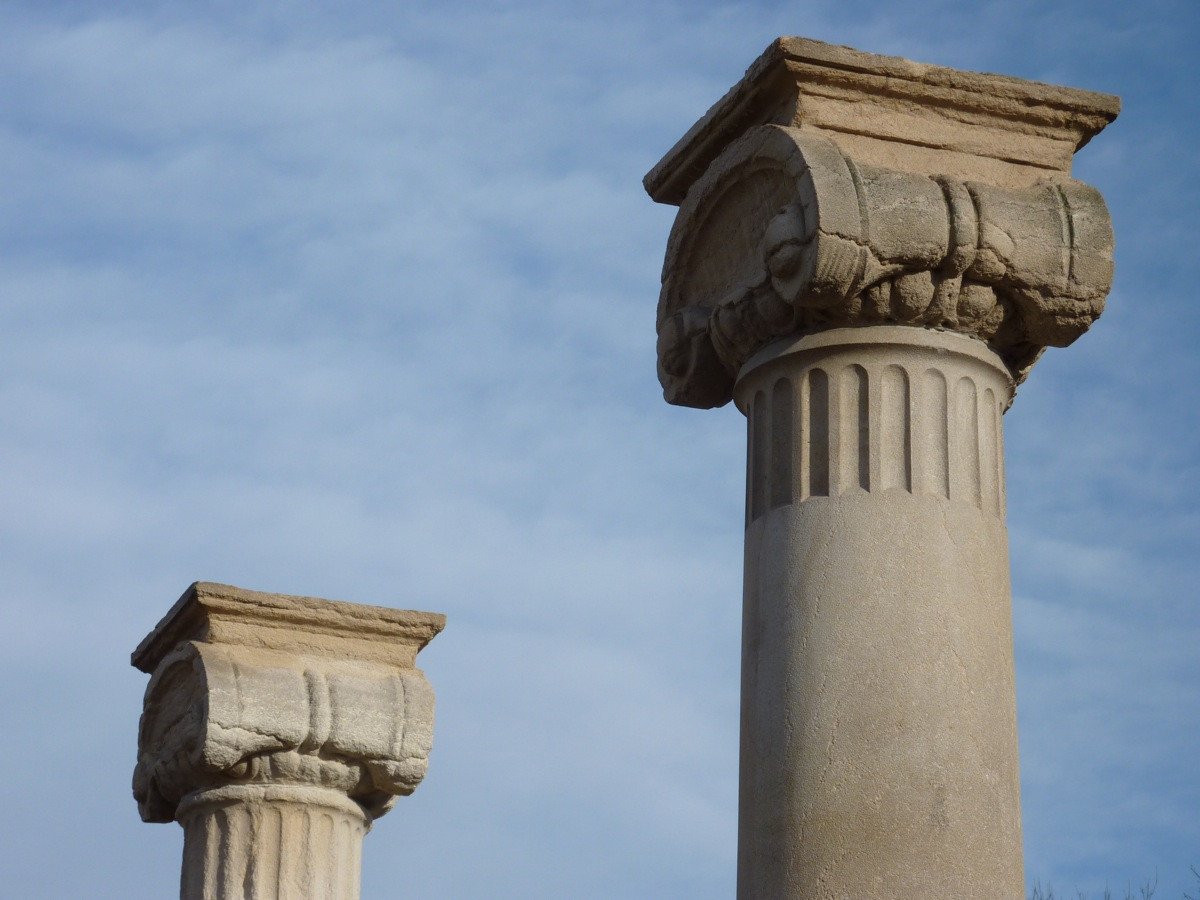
[1,1,1197,897]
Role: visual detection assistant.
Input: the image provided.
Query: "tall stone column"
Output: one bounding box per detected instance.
[132,582,445,900]
[645,39,1119,898]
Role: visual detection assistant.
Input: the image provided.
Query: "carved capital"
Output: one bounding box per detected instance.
[132,582,444,824]
[655,125,1113,408]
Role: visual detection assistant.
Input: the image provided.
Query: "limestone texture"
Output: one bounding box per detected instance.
[644,37,1118,899]
[133,582,444,900]
[644,36,1118,206]
[736,327,1021,897]
[650,39,1117,412]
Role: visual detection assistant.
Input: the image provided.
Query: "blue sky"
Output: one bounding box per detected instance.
[1,1,1197,897]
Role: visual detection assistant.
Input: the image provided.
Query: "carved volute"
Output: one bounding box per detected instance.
[647,38,1119,410]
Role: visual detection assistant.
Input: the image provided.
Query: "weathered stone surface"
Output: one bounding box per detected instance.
[648,38,1117,410]
[736,327,1021,897]
[645,37,1119,205]
[656,125,1114,408]
[178,785,368,899]
[133,582,444,899]
[644,37,1118,900]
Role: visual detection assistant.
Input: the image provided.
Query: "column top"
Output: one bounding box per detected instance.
[647,38,1119,409]
[132,582,445,823]
[645,37,1119,206]
[132,581,445,673]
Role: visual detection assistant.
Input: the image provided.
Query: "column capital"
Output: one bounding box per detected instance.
[131,582,445,825]
[647,38,1119,409]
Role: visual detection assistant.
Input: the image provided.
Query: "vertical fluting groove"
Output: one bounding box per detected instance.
[790,368,805,503]
[797,368,811,501]
[995,396,1007,517]
[808,368,830,497]
[218,807,237,898]
[352,820,364,897]
[182,816,203,898]
[203,808,223,898]
[849,364,868,489]
[290,805,307,900]
[879,365,912,492]
[325,811,336,898]
[349,818,361,898]
[744,412,753,528]
[265,804,284,897]
[980,387,1001,516]
[312,811,333,898]
[297,801,313,892]
[274,809,287,896]
[827,366,843,493]
[918,368,950,499]
[240,807,256,899]
[750,390,768,522]
[277,802,293,898]
[224,807,241,898]
[338,817,350,898]
[233,807,250,894]
[770,378,794,509]
[242,808,257,898]
[954,377,982,509]
[912,367,950,501]
[846,365,870,490]
[865,362,882,493]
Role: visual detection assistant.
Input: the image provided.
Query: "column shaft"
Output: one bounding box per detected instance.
[734,326,1023,898]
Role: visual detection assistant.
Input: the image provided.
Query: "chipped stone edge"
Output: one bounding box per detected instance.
[132,581,446,674]
[644,36,1121,205]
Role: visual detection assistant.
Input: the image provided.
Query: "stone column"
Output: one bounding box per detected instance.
[645,39,1119,898]
[132,582,445,900]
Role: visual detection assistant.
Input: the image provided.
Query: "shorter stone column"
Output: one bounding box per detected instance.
[132,582,445,900]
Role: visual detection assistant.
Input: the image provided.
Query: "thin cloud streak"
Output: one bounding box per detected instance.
[1,2,1197,897]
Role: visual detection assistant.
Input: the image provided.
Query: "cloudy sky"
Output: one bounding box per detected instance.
[1,1,1197,897]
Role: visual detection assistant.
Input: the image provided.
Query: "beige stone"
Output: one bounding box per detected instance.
[737,327,1020,897]
[655,123,1114,409]
[644,37,1119,206]
[644,38,1118,898]
[132,582,445,900]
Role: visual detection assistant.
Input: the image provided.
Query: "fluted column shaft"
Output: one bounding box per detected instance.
[178,786,367,900]
[733,326,1022,897]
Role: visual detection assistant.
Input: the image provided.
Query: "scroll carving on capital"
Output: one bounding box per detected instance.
[134,642,435,824]
[132,582,443,826]
[656,125,1115,408]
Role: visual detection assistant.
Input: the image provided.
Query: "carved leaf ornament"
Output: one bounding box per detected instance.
[656,126,1114,409]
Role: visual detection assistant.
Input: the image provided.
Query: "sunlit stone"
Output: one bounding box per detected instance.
[646,37,1119,898]
[132,582,444,900]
